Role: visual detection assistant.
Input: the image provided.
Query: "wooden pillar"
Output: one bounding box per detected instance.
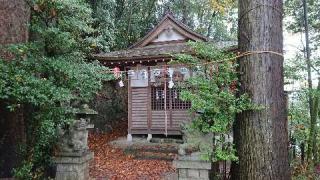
[127,71,132,141]
[147,66,152,139]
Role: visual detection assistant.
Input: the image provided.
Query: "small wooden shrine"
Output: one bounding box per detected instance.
[93,14,209,140]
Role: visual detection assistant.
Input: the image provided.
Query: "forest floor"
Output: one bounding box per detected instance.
[88,122,176,180]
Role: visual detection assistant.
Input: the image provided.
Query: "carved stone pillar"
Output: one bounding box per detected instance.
[54,152,93,180]
[54,104,96,180]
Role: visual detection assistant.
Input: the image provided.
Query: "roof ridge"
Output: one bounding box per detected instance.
[129,13,208,49]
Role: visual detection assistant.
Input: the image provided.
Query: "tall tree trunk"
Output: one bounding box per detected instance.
[311,79,320,162]
[292,138,296,160]
[206,12,216,38]
[0,0,30,60]
[181,0,188,24]
[0,0,29,177]
[301,142,305,164]
[303,0,317,163]
[231,0,290,179]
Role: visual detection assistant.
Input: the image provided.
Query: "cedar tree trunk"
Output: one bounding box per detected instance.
[0,0,29,177]
[303,0,318,163]
[231,0,290,179]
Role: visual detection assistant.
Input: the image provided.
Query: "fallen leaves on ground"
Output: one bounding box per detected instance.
[88,123,176,180]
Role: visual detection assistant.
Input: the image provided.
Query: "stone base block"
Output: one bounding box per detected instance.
[147,134,152,142]
[53,151,94,180]
[127,134,133,142]
[173,152,212,180]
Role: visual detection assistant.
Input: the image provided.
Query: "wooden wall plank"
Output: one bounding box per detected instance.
[150,110,191,130]
[131,87,149,129]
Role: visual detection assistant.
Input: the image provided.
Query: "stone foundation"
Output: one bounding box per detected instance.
[53,151,93,180]
[173,152,212,180]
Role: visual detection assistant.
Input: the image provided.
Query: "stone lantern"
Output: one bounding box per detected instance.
[54,104,96,180]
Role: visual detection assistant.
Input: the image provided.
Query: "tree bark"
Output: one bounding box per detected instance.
[231,0,290,179]
[181,0,188,24]
[0,0,29,177]
[206,12,216,38]
[301,142,305,164]
[303,0,317,163]
[0,0,30,60]
[311,78,320,162]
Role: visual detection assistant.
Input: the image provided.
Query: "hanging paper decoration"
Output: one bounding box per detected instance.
[196,65,202,70]
[140,69,148,80]
[130,68,148,87]
[118,80,124,87]
[153,69,161,77]
[168,81,174,89]
[168,68,174,89]
[192,65,202,77]
[150,69,155,83]
[150,68,163,83]
[168,68,174,76]
[113,67,121,79]
[127,70,135,77]
[180,67,190,80]
[180,67,188,74]
[156,90,160,100]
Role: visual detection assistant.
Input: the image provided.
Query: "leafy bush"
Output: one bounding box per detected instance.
[0,0,113,178]
[174,42,257,162]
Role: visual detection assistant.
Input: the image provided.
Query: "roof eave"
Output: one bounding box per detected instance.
[92,54,175,61]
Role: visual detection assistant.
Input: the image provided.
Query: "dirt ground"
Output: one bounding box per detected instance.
[88,122,176,180]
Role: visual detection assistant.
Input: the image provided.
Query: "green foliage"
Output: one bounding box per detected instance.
[174,42,256,162]
[291,160,320,180]
[285,0,320,48]
[86,0,159,51]
[13,161,33,180]
[289,91,310,146]
[29,0,97,55]
[0,0,113,178]
[1,0,237,177]
[112,0,158,50]
[90,0,237,51]
[79,0,239,53]
[285,55,320,178]
[285,0,320,169]
[13,107,74,180]
[87,0,116,52]
[161,0,237,41]
[209,0,235,13]
[284,55,307,85]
